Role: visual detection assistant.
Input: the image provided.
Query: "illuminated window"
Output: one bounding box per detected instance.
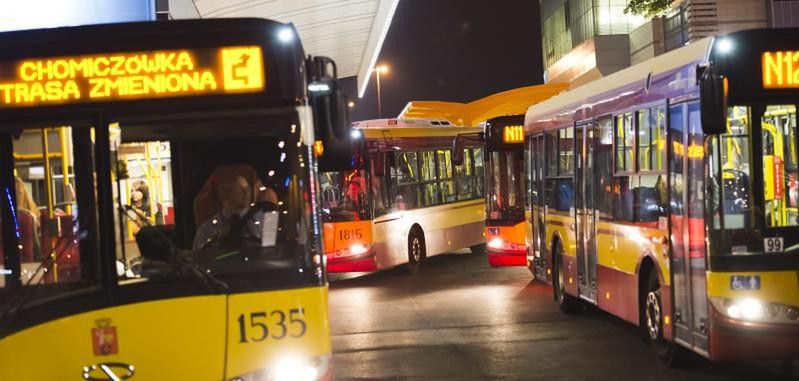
[615,113,634,172]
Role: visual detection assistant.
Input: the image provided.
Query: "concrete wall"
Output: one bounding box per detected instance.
[715,0,767,34]
[629,18,665,66]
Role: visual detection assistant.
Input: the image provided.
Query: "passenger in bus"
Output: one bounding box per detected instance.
[193,165,277,250]
[15,176,41,261]
[127,180,153,234]
[343,171,367,219]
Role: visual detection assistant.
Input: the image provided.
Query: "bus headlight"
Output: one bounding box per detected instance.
[272,356,318,381]
[349,243,369,255]
[487,238,503,250]
[734,298,764,320]
[711,297,799,323]
[230,354,331,381]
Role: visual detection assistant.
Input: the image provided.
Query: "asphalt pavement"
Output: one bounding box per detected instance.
[328,250,797,381]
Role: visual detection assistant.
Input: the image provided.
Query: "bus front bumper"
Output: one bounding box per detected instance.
[486,250,527,266]
[326,251,377,273]
[709,307,799,361]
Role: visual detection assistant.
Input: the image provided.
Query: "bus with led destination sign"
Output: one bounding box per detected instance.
[502,124,524,144]
[483,115,529,266]
[0,46,264,107]
[0,18,353,380]
[524,28,799,366]
[763,50,799,89]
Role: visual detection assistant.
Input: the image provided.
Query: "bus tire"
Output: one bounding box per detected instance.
[553,240,579,314]
[642,268,687,367]
[470,243,486,254]
[407,227,425,274]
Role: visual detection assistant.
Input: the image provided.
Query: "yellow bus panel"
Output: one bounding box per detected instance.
[0,295,226,380]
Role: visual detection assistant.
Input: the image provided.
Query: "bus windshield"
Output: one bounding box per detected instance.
[320,169,371,222]
[487,150,525,222]
[709,105,799,237]
[113,124,318,288]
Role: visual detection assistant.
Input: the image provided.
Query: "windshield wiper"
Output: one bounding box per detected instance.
[0,235,71,326]
[174,251,229,293]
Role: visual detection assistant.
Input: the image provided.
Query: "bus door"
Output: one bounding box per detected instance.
[529,135,547,280]
[574,121,598,302]
[668,100,709,354]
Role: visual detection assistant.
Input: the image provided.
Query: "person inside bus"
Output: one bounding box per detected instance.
[192,164,277,250]
[15,176,41,262]
[342,170,367,219]
[127,180,153,234]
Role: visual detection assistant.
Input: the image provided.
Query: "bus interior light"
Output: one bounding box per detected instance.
[308,82,331,94]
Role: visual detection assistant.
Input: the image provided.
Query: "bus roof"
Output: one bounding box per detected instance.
[352,118,458,128]
[524,37,713,133]
[398,84,567,127]
[352,118,481,140]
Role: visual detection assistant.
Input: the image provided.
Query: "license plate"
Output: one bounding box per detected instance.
[764,237,784,253]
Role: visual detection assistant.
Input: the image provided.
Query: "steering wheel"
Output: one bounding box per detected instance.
[199,201,279,252]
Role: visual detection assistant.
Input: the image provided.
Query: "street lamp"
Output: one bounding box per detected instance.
[373,64,389,118]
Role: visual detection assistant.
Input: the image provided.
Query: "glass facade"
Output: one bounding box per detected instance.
[771,0,799,27]
[541,0,648,68]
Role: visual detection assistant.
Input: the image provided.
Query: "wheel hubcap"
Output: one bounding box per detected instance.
[411,238,421,262]
[646,291,661,340]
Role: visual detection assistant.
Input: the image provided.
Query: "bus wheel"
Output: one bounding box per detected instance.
[643,269,686,367]
[554,241,579,314]
[407,228,425,274]
[469,243,486,254]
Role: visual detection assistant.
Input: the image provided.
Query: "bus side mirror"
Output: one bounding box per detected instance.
[307,56,352,171]
[699,65,728,135]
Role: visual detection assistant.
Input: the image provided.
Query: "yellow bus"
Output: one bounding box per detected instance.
[0,18,352,379]
[525,30,799,364]
[319,118,486,273]
[398,85,566,267]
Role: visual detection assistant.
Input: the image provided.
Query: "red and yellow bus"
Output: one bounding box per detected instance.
[483,115,529,266]
[320,118,486,273]
[525,29,799,364]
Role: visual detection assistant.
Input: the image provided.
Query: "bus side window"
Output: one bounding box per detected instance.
[472,148,485,198]
[595,116,614,219]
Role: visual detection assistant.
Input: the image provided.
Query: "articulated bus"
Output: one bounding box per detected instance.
[0,19,352,379]
[524,29,799,364]
[483,115,530,266]
[320,118,486,273]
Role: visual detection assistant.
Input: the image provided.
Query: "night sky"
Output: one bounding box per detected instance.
[340,0,544,122]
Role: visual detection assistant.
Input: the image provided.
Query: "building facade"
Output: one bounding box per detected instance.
[541,0,799,86]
